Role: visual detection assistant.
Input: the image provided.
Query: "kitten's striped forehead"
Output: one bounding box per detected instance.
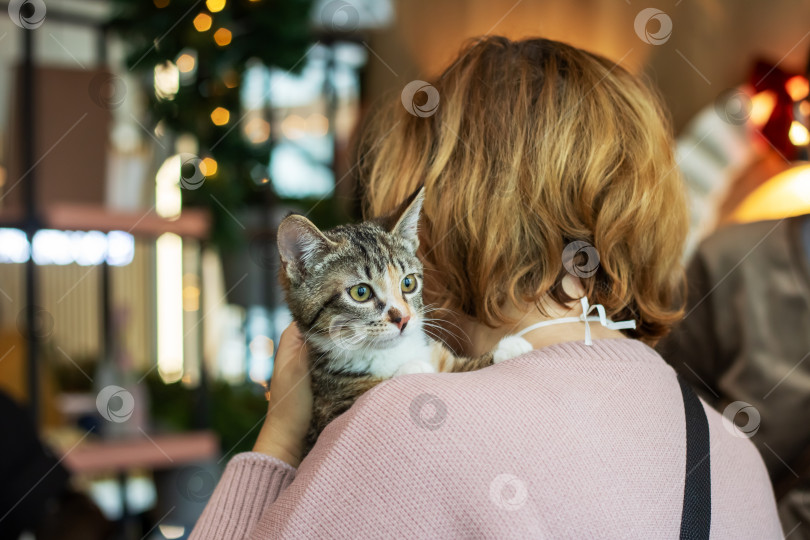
[327,222,417,275]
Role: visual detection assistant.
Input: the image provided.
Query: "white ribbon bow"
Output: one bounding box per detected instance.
[514,296,637,346]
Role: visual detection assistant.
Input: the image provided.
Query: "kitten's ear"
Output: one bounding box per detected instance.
[277,214,335,278]
[384,186,425,250]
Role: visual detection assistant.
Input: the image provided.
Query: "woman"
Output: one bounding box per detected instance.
[191,37,781,538]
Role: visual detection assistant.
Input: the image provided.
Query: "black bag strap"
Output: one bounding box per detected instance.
[677,374,712,540]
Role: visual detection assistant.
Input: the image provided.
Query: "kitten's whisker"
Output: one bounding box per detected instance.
[422,328,454,351]
[420,305,470,333]
[420,320,472,345]
[422,317,469,337]
[300,326,326,348]
[422,305,460,316]
[420,326,467,350]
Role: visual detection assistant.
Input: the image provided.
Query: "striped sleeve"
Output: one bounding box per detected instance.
[189,452,296,540]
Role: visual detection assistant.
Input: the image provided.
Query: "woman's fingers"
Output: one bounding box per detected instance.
[269,323,312,414]
[253,323,313,467]
[273,323,308,377]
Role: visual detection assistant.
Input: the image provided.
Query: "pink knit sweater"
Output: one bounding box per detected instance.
[190,339,782,539]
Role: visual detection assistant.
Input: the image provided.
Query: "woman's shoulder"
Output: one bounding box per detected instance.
[318,338,668,450]
[296,339,780,538]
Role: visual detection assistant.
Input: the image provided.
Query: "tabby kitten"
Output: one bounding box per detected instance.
[277,188,531,455]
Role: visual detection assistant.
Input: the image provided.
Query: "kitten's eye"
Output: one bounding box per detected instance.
[401,274,417,293]
[348,283,373,302]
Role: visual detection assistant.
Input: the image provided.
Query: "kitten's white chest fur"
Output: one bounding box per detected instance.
[383,334,532,376]
[363,332,435,378]
[310,329,434,378]
[311,328,532,378]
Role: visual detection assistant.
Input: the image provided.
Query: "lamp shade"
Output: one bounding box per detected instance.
[730,162,810,223]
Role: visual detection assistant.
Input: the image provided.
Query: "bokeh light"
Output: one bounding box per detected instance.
[210,107,230,126]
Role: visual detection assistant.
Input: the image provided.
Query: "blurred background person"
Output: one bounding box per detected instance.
[0,390,112,540]
[659,209,810,538]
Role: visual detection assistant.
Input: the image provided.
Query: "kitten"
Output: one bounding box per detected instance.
[277,188,531,455]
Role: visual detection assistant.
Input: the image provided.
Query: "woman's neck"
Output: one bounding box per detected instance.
[455,276,629,357]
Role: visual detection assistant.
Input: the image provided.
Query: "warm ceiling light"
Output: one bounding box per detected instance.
[154,0,170,7]
[210,107,230,126]
[789,120,810,146]
[785,76,809,102]
[206,0,226,13]
[193,13,212,32]
[200,157,218,176]
[176,54,195,73]
[213,28,232,46]
[749,91,776,128]
[731,164,810,223]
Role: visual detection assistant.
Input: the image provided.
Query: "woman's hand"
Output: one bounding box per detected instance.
[253,323,312,468]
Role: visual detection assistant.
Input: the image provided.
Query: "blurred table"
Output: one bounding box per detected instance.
[62,430,219,474]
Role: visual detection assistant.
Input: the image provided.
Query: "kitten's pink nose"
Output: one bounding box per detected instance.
[388,309,410,332]
[394,315,410,332]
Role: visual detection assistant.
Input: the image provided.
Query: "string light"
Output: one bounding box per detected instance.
[201,157,219,175]
[749,91,776,128]
[154,0,170,7]
[176,54,196,73]
[193,13,212,32]
[206,0,226,13]
[210,107,230,126]
[786,76,809,102]
[789,120,810,146]
[244,117,270,144]
[214,28,232,46]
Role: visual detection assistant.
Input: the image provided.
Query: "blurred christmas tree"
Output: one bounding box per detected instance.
[108,0,314,246]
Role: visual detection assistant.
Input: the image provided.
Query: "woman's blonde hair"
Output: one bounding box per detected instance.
[356,36,687,344]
